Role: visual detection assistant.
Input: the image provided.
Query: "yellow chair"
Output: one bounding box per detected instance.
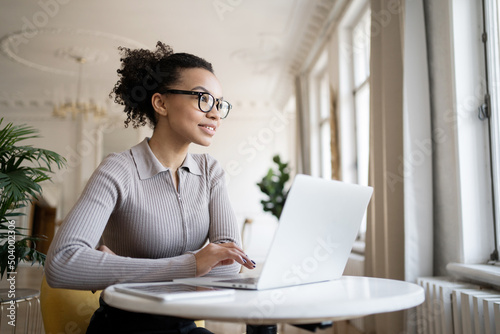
[40,275,101,334]
[40,276,205,333]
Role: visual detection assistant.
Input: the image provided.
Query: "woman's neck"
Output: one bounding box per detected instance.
[148,131,189,172]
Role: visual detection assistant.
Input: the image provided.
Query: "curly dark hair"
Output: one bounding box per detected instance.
[110,42,214,128]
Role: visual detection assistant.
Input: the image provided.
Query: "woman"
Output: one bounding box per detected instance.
[45,42,255,333]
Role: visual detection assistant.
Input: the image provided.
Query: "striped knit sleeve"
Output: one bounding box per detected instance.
[204,154,242,276]
[44,153,197,290]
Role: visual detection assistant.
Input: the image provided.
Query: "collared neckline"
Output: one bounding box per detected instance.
[130,138,202,180]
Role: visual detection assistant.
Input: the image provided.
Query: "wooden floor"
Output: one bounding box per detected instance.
[0,266,363,334]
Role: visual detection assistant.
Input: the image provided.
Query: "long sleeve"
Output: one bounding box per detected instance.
[205,155,242,276]
[45,139,242,291]
[45,153,197,291]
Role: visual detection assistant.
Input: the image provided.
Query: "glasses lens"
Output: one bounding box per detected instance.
[199,93,214,112]
[219,101,231,119]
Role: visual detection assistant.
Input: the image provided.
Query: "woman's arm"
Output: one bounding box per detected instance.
[45,154,198,291]
[199,155,255,276]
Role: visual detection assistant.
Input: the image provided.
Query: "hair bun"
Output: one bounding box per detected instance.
[110,42,213,129]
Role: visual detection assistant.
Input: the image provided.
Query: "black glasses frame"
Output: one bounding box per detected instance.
[163,89,232,119]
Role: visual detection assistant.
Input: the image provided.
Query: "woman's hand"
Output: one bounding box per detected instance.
[97,245,116,255]
[91,245,116,293]
[194,242,255,277]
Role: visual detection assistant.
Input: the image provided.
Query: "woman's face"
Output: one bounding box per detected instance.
[159,68,224,147]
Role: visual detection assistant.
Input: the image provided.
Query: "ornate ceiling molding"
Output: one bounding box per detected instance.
[0,27,147,76]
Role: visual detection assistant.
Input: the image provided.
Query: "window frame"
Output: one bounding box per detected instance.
[336,1,371,186]
[485,0,500,259]
[448,0,498,264]
[335,2,371,238]
[308,50,331,179]
[350,9,371,189]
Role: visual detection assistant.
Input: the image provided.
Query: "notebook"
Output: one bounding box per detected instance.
[112,282,234,302]
[175,174,373,290]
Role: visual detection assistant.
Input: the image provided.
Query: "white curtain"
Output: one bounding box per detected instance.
[423,0,474,275]
[294,75,312,175]
[365,0,405,330]
[403,0,434,284]
[365,0,433,332]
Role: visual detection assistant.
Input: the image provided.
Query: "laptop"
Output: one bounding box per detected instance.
[175,174,373,290]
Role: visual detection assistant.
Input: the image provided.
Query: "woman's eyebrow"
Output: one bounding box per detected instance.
[191,86,209,92]
[191,86,224,99]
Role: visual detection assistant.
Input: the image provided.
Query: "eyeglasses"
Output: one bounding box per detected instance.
[164,89,232,119]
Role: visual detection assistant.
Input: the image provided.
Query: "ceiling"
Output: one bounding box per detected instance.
[0,0,337,118]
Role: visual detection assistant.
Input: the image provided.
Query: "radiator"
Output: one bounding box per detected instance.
[417,276,500,334]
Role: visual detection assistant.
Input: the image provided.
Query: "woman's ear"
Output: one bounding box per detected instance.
[151,93,167,116]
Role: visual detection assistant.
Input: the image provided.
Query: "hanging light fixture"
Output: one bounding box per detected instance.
[52,56,107,120]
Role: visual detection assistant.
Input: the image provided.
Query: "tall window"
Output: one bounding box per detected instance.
[337,5,370,236]
[309,51,331,179]
[486,0,500,258]
[351,10,371,188]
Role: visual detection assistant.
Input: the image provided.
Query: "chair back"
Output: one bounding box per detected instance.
[40,276,101,334]
[40,276,205,332]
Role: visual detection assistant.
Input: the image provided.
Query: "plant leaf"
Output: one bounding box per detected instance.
[0,118,67,274]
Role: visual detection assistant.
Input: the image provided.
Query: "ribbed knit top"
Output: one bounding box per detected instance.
[45,138,241,290]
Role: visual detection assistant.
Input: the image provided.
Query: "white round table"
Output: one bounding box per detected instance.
[103,276,424,332]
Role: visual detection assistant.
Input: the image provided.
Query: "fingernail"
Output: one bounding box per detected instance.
[251,260,256,265]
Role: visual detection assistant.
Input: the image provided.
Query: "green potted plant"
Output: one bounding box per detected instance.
[256,154,291,219]
[0,118,66,278]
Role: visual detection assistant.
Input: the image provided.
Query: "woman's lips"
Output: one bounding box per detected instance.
[198,124,216,135]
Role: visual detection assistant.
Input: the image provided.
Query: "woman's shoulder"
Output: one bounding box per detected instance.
[188,153,221,171]
[101,149,134,168]
[80,149,134,199]
[95,149,135,179]
[187,153,226,180]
